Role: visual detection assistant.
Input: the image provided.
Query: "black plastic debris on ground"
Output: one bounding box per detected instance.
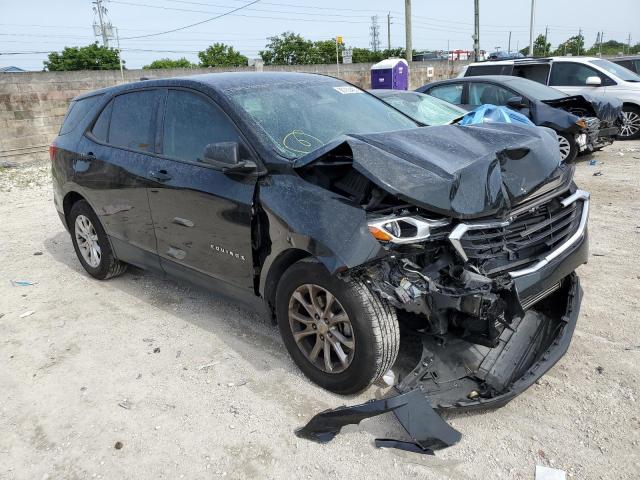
[295,388,461,455]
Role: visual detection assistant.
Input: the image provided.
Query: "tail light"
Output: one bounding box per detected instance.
[49,142,58,161]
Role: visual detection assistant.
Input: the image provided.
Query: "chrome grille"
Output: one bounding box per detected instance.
[453,193,584,276]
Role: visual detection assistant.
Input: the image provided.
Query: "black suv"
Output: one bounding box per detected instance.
[51,73,589,407]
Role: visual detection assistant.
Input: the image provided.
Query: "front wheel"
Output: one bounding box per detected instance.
[275,259,399,395]
[557,132,578,162]
[620,106,640,140]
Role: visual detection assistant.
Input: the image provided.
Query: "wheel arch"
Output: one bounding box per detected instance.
[260,248,313,317]
[63,191,87,223]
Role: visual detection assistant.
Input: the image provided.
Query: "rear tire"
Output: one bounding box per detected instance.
[275,259,399,395]
[68,200,127,280]
[620,105,640,140]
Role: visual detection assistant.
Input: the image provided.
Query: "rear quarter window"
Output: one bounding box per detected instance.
[466,64,513,76]
[59,95,102,135]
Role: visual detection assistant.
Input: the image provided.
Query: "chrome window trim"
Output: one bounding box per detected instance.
[448,189,590,277]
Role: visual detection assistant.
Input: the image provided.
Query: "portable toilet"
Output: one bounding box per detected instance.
[370,58,409,90]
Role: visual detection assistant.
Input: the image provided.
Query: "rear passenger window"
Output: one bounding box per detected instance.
[428,84,463,104]
[468,83,514,106]
[162,89,241,163]
[108,90,160,152]
[59,95,102,135]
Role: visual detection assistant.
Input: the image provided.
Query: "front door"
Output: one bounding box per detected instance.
[147,88,258,291]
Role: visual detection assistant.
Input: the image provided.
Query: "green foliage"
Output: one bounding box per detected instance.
[44,43,122,71]
[143,57,195,69]
[260,32,408,65]
[198,43,248,67]
[552,35,585,56]
[586,39,628,56]
[519,34,551,57]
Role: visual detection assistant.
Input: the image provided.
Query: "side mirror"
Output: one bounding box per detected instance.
[586,76,602,86]
[202,142,257,174]
[506,96,526,109]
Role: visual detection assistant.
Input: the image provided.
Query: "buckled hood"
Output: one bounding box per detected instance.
[295,123,567,219]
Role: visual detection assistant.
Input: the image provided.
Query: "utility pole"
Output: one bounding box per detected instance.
[93,0,109,47]
[473,0,480,61]
[528,0,536,57]
[405,0,412,63]
[628,34,632,54]
[544,25,548,56]
[508,31,512,54]
[387,12,392,51]
[599,31,604,56]
[577,27,582,56]
[115,27,124,83]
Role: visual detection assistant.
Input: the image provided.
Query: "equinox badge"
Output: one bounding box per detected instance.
[210,244,246,262]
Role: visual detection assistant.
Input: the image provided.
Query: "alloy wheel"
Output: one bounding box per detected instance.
[620,110,640,138]
[557,134,571,161]
[75,214,101,268]
[288,284,355,374]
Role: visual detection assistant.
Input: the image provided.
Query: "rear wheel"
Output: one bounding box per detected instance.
[275,259,399,395]
[620,106,640,140]
[557,132,577,162]
[68,200,127,280]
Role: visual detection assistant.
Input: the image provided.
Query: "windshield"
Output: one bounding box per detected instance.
[503,77,568,100]
[590,59,640,82]
[375,91,466,125]
[224,79,417,159]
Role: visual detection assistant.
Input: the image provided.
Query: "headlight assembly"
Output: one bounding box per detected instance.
[368,215,450,244]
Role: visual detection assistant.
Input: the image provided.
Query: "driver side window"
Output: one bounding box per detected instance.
[162,89,242,163]
[549,62,614,86]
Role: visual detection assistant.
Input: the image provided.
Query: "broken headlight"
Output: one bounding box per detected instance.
[367,215,450,244]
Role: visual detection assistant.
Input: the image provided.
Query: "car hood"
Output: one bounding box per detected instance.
[542,93,623,125]
[294,123,566,219]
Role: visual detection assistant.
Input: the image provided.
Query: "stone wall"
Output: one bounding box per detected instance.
[0,60,468,165]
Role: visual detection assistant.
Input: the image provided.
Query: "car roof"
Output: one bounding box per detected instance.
[422,75,525,88]
[73,71,338,101]
[466,56,603,67]
[611,55,640,61]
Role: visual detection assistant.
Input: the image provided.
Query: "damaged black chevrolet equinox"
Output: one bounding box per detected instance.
[52,73,589,408]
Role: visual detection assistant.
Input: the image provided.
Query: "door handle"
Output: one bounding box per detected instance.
[149,169,172,182]
[85,152,96,159]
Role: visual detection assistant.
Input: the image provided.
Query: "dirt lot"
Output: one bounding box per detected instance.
[1,142,639,480]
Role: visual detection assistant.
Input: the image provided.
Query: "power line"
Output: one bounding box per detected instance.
[118,0,262,40]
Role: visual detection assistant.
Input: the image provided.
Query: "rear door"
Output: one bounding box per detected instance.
[466,81,519,108]
[426,83,465,107]
[146,88,258,291]
[76,89,162,269]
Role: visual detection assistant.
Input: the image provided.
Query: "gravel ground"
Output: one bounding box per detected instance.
[1,142,639,480]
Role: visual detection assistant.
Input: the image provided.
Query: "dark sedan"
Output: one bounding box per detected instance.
[418,75,622,162]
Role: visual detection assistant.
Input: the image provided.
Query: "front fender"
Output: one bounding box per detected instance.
[257,174,383,294]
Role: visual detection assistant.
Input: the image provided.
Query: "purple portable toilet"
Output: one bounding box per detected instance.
[370,58,409,90]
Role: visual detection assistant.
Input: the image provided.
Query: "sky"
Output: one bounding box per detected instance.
[1,0,639,70]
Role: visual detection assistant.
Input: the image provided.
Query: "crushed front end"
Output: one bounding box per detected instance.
[354,184,589,409]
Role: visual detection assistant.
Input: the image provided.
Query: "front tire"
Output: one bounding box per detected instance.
[275,259,399,395]
[557,132,578,162]
[620,105,640,140]
[68,200,127,280]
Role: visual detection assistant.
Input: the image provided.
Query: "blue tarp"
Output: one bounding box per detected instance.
[459,104,535,127]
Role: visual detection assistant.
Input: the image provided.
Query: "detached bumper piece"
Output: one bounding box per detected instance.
[295,388,462,455]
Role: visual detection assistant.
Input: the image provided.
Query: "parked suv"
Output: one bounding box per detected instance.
[51,73,588,409]
[611,55,640,74]
[460,56,640,139]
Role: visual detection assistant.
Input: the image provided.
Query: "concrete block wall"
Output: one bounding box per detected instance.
[0,60,468,165]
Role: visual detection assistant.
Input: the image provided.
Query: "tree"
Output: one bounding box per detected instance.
[198,43,248,67]
[143,57,195,69]
[586,39,627,56]
[259,32,317,65]
[44,43,122,71]
[519,34,551,57]
[552,34,585,56]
